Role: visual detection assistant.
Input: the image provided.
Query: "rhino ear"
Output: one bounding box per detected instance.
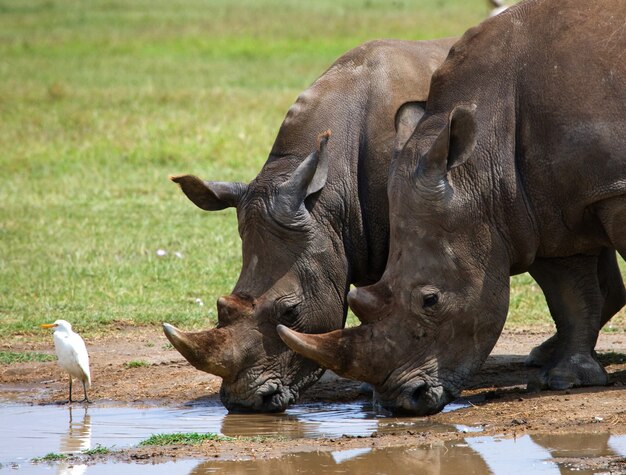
[394,101,426,153]
[170,175,247,211]
[418,104,477,181]
[272,131,331,222]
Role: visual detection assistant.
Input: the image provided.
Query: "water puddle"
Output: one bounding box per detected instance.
[0,400,468,466]
[192,434,626,474]
[8,433,625,475]
[2,401,623,474]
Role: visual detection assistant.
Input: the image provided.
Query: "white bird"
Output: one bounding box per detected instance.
[40,319,91,403]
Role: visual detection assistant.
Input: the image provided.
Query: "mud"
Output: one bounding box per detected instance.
[1,326,625,472]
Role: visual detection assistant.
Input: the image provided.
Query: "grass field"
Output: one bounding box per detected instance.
[1,0,624,337]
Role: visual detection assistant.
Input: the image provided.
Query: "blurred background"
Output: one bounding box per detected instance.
[1,0,623,336]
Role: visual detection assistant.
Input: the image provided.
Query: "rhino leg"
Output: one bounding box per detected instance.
[526,248,625,367]
[526,252,624,391]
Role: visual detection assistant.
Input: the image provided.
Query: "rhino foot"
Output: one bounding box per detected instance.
[525,334,558,368]
[527,352,608,392]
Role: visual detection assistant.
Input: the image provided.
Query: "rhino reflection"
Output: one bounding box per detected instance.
[188,442,490,475]
[188,434,625,475]
[530,432,622,474]
[468,433,626,475]
[219,412,305,439]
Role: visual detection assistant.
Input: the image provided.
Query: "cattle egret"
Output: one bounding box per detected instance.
[40,320,91,403]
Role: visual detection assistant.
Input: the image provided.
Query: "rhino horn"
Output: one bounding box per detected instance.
[277,324,373,382]
[217,294,254,326]
[162,323,234,379]
[347,286,389,323]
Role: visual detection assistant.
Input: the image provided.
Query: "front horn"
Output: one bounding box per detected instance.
[162,323,236,380]
[276,324,376,382]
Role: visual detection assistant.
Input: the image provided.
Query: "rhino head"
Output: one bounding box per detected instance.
[279,105,522,415]
[164,133,351,412]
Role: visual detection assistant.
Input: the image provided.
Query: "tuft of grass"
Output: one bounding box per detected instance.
[139,432,233,446]
[125,360,150,368]
[0,351,55,364]
[32,452,67,462]
[82,444,111,455]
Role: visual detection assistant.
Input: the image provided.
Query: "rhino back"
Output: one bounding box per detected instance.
[268,38,455,283]
[422,0,625,260]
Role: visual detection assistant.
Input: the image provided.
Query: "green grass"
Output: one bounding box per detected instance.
[0,0,623,338]
[0,351,55,364]
[82,444,111,456]
[125,359,150,368]
[139,432,232,446]
[32,452,67,462]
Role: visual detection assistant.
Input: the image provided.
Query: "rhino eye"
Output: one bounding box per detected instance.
[423,293,439,308]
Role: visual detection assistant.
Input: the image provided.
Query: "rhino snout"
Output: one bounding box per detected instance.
[377,381,454,416]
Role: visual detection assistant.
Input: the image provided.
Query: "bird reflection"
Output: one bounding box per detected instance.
[60,405,92,453]
[57,462,88,475]
[55,405,91,475]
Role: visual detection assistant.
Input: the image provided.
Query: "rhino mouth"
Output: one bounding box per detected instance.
[221,382,294,413]
[375,380,457,416]
[221,367,325,413]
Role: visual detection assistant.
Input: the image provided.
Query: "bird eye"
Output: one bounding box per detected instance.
[423,293,439,308]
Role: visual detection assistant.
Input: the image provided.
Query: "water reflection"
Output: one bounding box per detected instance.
[188,434,626,475]
[189,443,490,475]
[60,405,92,453]
[219,401,466,439]
[57,463,88,475]
[55,406,92,475]
[1,400,624,475]
[0,401,468,465]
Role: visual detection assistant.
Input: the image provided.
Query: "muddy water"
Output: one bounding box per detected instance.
[0,400,469,465]
[11,434,626,475]
[2,401,624,474]
[187,433,626,474]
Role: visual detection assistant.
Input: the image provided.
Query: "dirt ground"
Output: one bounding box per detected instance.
[1,325,625,470]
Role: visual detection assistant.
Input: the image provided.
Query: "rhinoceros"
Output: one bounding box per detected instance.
[278,0,626,415]
[163,38,456,412]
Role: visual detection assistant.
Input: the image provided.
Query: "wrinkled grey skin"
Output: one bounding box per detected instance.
[163,39,456,412]
[278,0,626,415]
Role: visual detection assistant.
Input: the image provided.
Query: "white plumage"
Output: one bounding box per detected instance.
[41,319,91,403]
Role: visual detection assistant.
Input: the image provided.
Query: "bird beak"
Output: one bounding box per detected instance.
[40,323,57,329]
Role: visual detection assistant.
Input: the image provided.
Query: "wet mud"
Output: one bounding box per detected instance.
[1,327,625,473]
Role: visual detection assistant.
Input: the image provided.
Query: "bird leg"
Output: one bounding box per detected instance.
[79,380,91,403]
[68,377,73,404]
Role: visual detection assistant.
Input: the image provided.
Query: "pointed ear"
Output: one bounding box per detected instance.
[418,104,477,181]
[272,131,331,224]
[170,175,247,211]
[394,101,426,153]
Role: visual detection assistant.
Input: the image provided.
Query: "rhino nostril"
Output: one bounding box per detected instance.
[411,383,429,404]
[261,390,278,408]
